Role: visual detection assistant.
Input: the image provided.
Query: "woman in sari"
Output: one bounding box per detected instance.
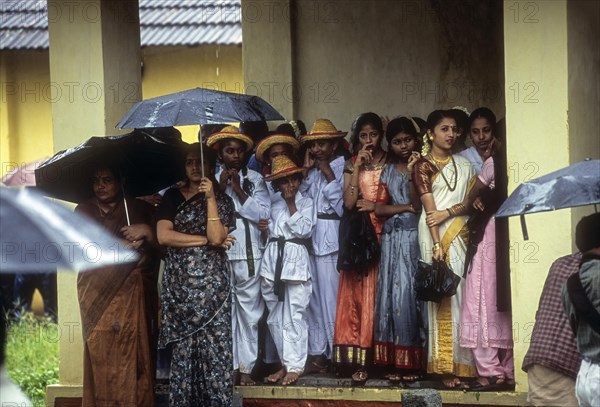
[76,165,161,407]
[460,108,514,390]
[373,117,425,382]
[157,143,235,406]
[413,110,477,388]
[333,112,386,383]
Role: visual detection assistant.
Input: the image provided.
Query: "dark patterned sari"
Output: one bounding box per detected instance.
[158,189,235,407]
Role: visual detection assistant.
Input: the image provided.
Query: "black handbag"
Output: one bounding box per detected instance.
[336,208,379,274]
[414,259,461,303]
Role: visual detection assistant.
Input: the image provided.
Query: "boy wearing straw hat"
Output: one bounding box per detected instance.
[207,126,271,386]
[255,133,301,201]
[259,155,315,386]
[300,118,347,368]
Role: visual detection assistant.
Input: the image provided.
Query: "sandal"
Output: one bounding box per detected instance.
[468,376,509,392]
[351,369,368,385]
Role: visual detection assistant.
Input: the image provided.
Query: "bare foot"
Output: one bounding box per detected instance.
[282,371,300,386]
[351,370,368,383]
[402,374,421,382]
[442,377,461,388]
[265,367,286,384]
[239,373,255,386]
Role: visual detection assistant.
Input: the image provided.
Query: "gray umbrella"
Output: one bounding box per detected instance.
[495,159,600,239]
[0,186,138,273]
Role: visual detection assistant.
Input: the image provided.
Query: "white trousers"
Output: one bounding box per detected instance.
[261,277,312,373]
[576,358,600,407]
[231,259,264,374]
[306,253,339,359]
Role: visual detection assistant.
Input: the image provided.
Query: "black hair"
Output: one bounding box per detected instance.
[385,117,420,143]
[240,121,268,144]
[350,112,384,154]
[90,162,123,184]
[426,109,455,132]
[468,107,497,136]
[216,137,250,156]
[199,124,227,142]
[271,172,303,193]
[576,213,600,253]
[448,108,469,146]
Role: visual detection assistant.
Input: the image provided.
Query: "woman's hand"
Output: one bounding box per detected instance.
[356,143,374,166]
[199,177,215,199]
[432,244,444,261]
[473,196,485,211]
[407,151,420,173]
[120,224,150,242]
[357,199,375,212]
[426,210,449,227]
[218,234,236,250]
[258,219,270,231]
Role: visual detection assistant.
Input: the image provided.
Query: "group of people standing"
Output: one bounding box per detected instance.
[76,106,515,406]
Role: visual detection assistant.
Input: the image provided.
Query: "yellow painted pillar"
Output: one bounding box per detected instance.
[45,0,141,404]
[242,0,295,120]
[503,0,594,394]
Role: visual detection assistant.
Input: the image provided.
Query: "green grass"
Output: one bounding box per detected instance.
[5,312,59,407]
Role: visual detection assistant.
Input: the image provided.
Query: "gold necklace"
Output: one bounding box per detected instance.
[429,155,457,192]
[429,153,451,166]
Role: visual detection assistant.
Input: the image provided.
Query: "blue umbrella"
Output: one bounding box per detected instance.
[496,159,600,239]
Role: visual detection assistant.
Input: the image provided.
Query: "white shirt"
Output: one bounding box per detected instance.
[300,156,345,256]
[216,166,270,261]
[260,192,315,282]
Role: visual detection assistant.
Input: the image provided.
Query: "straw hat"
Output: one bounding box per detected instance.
[265,155,303,181]
[301,118,347,144]
[255,134,300,163]
[206,125,254,152]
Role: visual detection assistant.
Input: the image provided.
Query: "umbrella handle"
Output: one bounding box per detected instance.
[520,214,529,241]
[199,132,205,179]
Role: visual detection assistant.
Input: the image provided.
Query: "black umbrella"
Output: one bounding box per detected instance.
[116,87,285,176]
[496,159,600,239]
[0,186,137,274]
[35,130,185,221]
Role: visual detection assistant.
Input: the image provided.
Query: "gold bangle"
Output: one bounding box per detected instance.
[432,242,441,252]
[207,217,221,221]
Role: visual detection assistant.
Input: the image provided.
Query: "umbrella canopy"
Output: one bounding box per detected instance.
[116,87,285,129]
[35,130,185,203]
[0,186,137,273]
[496,159,600,218]
[1,158,48,187]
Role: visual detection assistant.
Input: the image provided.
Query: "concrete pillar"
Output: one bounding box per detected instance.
[45,0,141,404]
[504,0,599,394]
[241,0,295,121]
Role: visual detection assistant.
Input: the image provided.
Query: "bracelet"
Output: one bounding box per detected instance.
[207,217,221,221]
[432,242,441,252]
[446,208,453,217]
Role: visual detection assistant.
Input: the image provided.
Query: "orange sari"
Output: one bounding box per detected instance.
[333,160,384,368]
